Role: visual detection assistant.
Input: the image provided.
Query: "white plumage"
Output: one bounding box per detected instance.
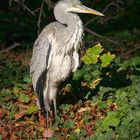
[30,0,104,123]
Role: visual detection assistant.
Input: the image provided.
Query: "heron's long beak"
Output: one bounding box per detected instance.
[73,5,104,16]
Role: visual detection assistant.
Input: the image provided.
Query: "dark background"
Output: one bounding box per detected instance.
[0,0,140,51]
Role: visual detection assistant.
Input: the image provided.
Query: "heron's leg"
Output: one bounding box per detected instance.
[44,99,51,127]
[53,98,57,118]
[43,79,51,127]
[36,99,41,110]
[44,107,49,128]
[46,80,57,120]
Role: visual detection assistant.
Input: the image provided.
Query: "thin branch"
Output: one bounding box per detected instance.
[44,0,55,9]
[102,0,124,14]
[37,0,45,34]
[9,0,12,7]
[85,27,119,45]
[0,43,21,54]
[84,0,124,27]
[119,44,140,58]
[14,0,35,16]
[84,17,99,27]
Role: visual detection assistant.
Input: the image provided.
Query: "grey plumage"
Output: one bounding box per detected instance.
[30,0,104,123]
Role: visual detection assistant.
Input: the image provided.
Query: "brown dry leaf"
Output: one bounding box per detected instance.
[61,114,70,121]
[24,125,34,133]
[109,103,117,110]
[14,110,26,120]
[11,131,18,140]
[38,112,47,128]
[43,128,55,138]
[77,107,91,113]
[0,109,3,119]
[84,122,94,135]
[0,127,8,139]
[15,121,28,127]
[79,119,84,126]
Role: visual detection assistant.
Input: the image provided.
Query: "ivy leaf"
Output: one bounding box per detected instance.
[100,52,115,67]
[18,93,30,103]
[100,112,120,131]
[133,110,140,122]
[0,88,12,97]
[23,75,32,83]
[26,105,38,114]
[82,43,103,65]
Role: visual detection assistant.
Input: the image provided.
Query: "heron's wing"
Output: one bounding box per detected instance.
[30,27,55,91]
[30,27,56,111]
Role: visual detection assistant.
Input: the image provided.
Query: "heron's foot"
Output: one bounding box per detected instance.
[49,99,57,119]
[36,99,41,110]
[39,100,57,126]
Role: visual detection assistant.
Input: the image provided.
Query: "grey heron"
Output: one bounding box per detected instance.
[30,0,104,123]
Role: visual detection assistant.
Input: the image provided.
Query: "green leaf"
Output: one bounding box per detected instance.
[100,52,115,67]
[98,86,115,95]
[68,119,75,128]
[21,84,30,90]
[92,133,108,140]
[26,105,38,114]
[58,104,73,113]
[133,110,140,122]
[0,88,12,97]
[117,56,140,71]
[51,136,59,140]
[116,126,130,139]
[82,43,103,65]
[100,112,120,131]
[13,86,20,94]
[18,93,30,103]
[23,75,32,83]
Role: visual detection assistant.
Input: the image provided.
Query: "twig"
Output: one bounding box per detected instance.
[14,0,35,16]
[84,0,124,27]
[119,44,140,58]
[44,0,55,9]
[102,1,123,13]
[37,0,45,34]
[84,17,99,27]
[9,0,12,7]
[0,43,21,54]
[85,27,118,45]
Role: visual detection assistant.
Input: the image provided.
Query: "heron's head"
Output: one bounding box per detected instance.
[55,0,104,16]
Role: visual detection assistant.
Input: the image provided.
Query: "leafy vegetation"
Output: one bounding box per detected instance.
[0,0,140,139]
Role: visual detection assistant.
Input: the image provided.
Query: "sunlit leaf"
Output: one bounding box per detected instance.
[18,93,30,103]
[100,52,115,67]
[26,105,38,114]
[82,43,103,64]
[74,128,81,134]
[100,112,120,131]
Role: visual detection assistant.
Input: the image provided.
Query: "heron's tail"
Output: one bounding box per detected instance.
[36,70,47,113]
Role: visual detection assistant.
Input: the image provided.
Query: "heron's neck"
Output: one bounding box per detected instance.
[64,13,83,31]
[63,13,84,52]
[55,11,84,52]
